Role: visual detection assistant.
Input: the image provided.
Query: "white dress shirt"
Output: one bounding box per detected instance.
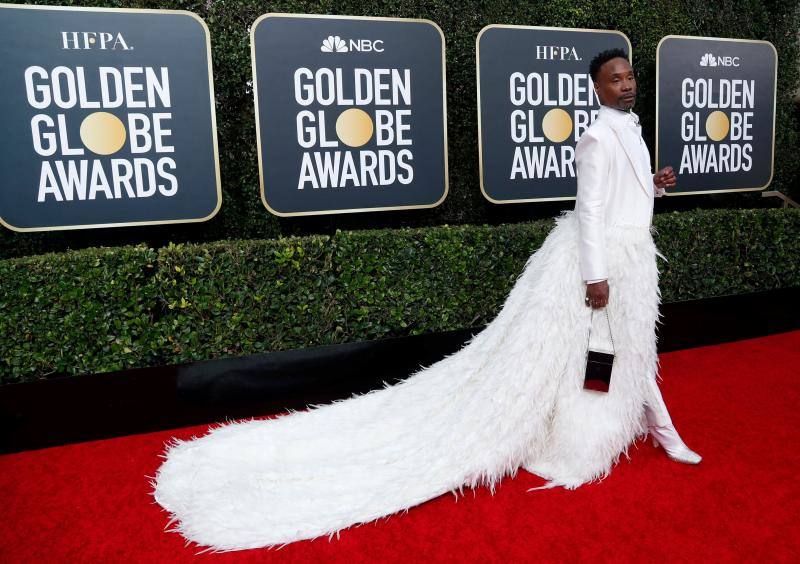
[575,105,665,284]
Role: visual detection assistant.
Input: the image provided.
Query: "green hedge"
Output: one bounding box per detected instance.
[1,0,798,259]
[1,207,798,384]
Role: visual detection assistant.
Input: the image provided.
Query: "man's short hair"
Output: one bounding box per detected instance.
[589,48,629,81]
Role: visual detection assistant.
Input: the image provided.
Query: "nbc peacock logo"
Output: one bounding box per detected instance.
[321,35,347,53]
[699,53,718,67]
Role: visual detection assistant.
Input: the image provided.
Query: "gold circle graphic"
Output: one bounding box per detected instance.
[80,112,126,155]
[336,108,373,148]
[542,109,573,143]
[705,111,730,142]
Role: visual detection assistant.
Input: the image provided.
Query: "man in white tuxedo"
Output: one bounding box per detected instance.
[574,48,701,464]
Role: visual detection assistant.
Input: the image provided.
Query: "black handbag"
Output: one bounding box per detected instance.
[584,308,616,393]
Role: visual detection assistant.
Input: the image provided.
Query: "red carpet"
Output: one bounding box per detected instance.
[2,331,798,562]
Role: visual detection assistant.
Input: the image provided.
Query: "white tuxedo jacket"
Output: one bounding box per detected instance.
[574,105,665,283]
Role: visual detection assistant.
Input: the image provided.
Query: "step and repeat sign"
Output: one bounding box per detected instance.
[0,4,221,232]
[476,25,631,203]
[656,35,777,194]
[251,14,448,217]
[0,7,781,230]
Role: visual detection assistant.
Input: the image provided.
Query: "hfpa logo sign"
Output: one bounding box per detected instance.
[61,31,133,50]
[320,35,384,53]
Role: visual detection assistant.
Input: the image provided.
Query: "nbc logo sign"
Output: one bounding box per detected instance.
[700,53,718,67]
[321,35,347,53]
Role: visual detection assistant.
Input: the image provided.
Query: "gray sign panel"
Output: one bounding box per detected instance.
[477,25,631,203]
[656,35,777,194]
[251,14,448,217]
[0,4,221,232]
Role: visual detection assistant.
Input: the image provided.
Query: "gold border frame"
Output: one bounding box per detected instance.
[476,24,633,204]
[250,12,449,217]
[0,3,223,232]
[655,34,778,196]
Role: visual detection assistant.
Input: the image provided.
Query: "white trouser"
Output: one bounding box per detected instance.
[643,376,674,428]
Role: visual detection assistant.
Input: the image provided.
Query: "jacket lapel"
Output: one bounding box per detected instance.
[606,123,651,198]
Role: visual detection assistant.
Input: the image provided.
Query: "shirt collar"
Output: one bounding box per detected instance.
[598,104,640,128]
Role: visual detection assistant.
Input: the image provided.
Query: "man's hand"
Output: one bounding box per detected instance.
[585,280,609,309]
[653,166,677,190]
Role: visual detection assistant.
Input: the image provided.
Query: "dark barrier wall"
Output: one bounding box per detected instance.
[1,0,798,261]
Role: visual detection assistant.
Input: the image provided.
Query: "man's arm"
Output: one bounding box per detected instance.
[575,130,609,283]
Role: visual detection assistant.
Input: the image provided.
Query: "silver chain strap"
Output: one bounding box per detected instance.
[585,307,616,354]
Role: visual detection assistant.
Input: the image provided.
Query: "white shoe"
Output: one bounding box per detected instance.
[649,424,702,465]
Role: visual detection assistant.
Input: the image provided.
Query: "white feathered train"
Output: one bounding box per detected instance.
[150,209,666,552]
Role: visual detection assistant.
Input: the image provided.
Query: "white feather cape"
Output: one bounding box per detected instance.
[150,209,666,552]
